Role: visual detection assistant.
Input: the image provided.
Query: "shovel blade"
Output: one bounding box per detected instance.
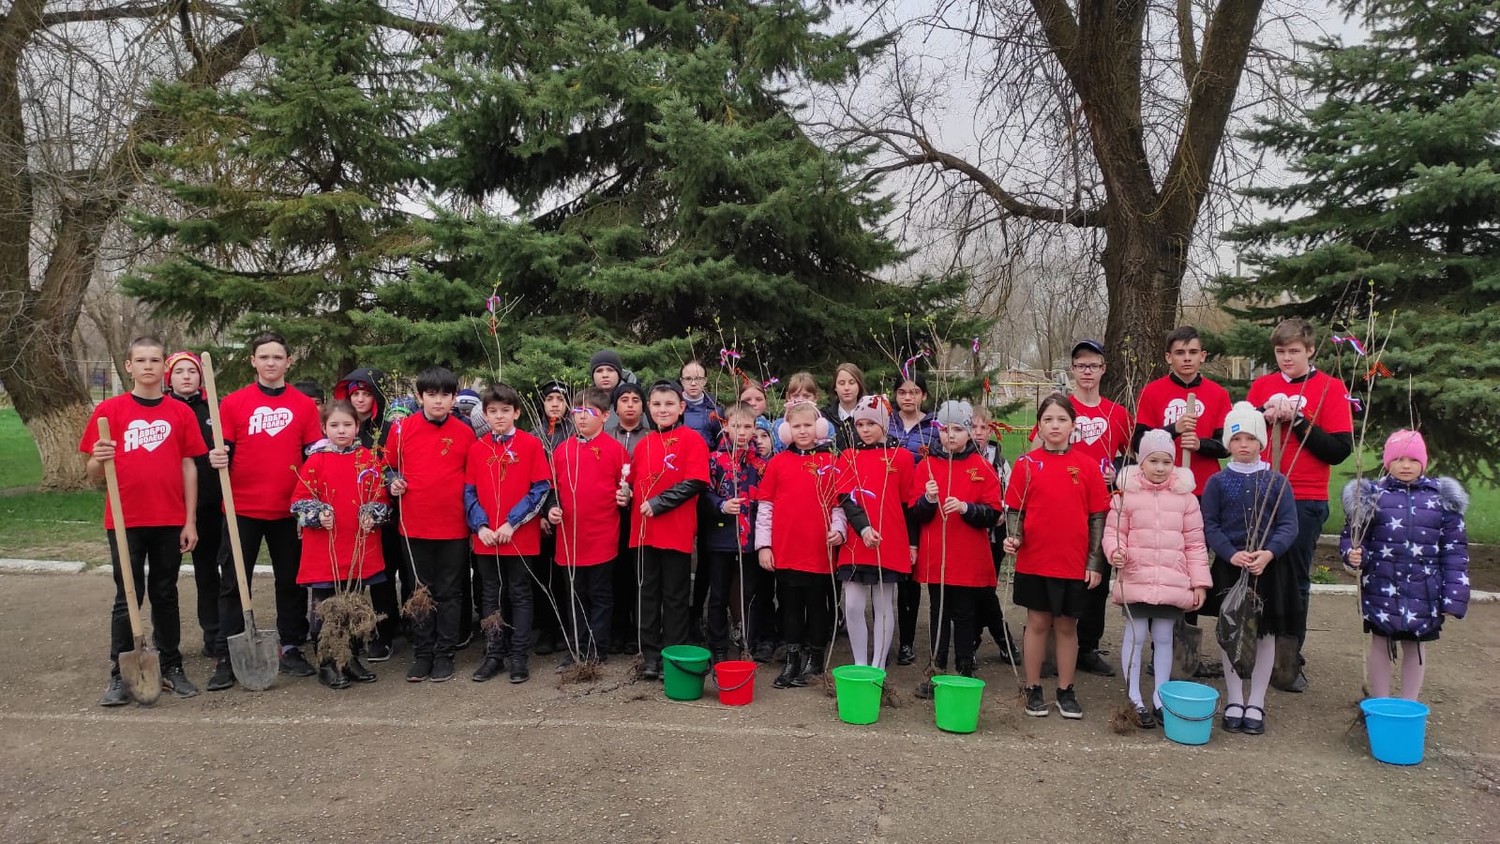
[228,626,281,691]
[118,645,161,706]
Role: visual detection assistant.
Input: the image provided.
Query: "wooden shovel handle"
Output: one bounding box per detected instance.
[1179,391,1196,469]
[97,418,147,642]
[200,353,255,609]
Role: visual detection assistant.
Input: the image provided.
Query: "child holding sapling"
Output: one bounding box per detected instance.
[1101,430,1210,728]
[703,402,768,664]
[1199,403,1299,736]
[292,400,390,690]
[1003,393,1110,720]
[1340,430,1469,702]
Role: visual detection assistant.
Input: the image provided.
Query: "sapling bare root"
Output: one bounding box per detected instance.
[316,591,380,670]
[401,584,435,623]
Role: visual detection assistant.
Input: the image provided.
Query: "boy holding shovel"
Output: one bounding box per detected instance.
[81,336,208,705]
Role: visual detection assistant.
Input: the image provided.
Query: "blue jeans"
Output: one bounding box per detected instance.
[1288,499,1330,652]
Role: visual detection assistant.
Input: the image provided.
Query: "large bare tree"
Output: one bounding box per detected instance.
[824,0,1313,394]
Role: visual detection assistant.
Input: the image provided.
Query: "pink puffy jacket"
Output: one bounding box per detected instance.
[1102,466,1211,610]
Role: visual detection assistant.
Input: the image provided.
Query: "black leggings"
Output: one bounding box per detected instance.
[898,579,921,649]
[777,570,833,650]
[927,583,986,671]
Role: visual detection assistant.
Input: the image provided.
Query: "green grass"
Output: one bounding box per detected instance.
[0,408,43,488]
[1325,446,1498,541]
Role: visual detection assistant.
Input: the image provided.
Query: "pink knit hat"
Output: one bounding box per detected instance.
[1383,429,1427,471]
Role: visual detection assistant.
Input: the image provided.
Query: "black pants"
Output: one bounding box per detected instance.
[705,550,743,650]
[215,515,304,658]
[1077,565,1112,654]
[474,554,533,661]
[1291,499,1330,652]
[639,547,691,663]
[529,536,563,639]
[189,504,223,650]
[459,550,479,644]
[928,583,984,671]
[561,562,613,660]
[777,570,832,650]
[977,542,1012,647]
[690,533,712,629]
[107,527,184,673]
[611,518,638,646]
[407,538,468,659]
[898,579,922,649]
[370,509,415,643]
[743,554,778,648]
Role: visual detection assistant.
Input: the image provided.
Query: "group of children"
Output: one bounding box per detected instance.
[82,322,1470,739]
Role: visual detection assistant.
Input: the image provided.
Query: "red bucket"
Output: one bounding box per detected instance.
[713,660,757,706]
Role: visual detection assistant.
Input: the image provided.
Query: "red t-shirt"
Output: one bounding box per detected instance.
[1246,369,1352,501]
[629,425,711,553]
[79,393,207,529]
[294,447,387,584]
[466,430,551,556]
[757,449,841,574]
[1135,375,1233,495]
[552,434,628,567]
[835,446,917,573]
[914,451,1003,587]
[1029,394,1133,472]
[1004,448,1110,580]
[386,414,476,540]
[217,383,322,520]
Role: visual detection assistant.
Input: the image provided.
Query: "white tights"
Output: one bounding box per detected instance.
[1221,636,1278,711]
[843,581,897,670]
[1121,616,1175,709]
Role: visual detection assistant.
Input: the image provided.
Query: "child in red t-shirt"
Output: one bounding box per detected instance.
[547,387,630,667]
[834,395,917,671]
[1003,394,1110,720]
[386,367,477,684]
[629,381,711,680]
[291,400,390,690]
[81,336,208,705]
[462,382,551,684]
[912,401,1002,699]
[1133,326,1233,495]
[1246,318,1353,692]
[754,401,852,689]
[204,332,323,691]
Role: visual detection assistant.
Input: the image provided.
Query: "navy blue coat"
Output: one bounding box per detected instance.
[1340,475,1470,638]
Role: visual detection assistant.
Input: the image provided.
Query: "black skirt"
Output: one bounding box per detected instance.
[1363,621,1441,643]
[836,564,908,585]
[1199,555,1305,640]
[1013,572,1087,618]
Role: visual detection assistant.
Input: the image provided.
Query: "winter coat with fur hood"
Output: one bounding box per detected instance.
[1102,466,1212,609]
[1339,475,1470,638]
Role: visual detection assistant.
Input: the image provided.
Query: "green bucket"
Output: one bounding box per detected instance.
[661,645,712,701]
[932,675,986,733]
[832,665,886,725]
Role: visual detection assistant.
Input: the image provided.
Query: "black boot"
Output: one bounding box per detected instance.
[793,647,822,687]
[318,660,350,690]
[343,639,376,683]
[773,646,801,689]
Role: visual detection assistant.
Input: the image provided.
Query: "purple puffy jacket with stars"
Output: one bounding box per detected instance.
[1339,475,1470,638]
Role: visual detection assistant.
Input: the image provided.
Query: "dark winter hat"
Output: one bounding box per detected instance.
[589,349,624,377]
[647,378,683,400]
[890,370,928,395]
[1071,339,1106,358]
[455,388,482,414]
[612,381,646,407]
[538,380,570,400]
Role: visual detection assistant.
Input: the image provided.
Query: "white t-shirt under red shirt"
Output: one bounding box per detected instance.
[80,393,208,529]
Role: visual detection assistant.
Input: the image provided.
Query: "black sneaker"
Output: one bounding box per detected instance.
[1024,684,1048,717]
[1077,649,1115,677]
[1056,685,1083,720]
[207,659,236,692]
[99,675,130,707]
[897,645,916,666]
[279,648,317,677]
[509,658,531,684]
[406,656,433,682]
[430,655,455,683]
[365,638,393,662]
[161,665,199,698]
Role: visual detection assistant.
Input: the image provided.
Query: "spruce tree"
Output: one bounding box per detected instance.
[1216,0,1500,478]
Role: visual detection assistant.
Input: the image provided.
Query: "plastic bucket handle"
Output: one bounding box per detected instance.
[713,670,755,692]
[1161,698,1215,723]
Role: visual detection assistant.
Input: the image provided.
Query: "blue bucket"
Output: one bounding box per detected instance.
[1157,680,1219,745]
[1360,697,1429,765]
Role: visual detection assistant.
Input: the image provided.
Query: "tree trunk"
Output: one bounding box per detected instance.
[1100,216,1187,403]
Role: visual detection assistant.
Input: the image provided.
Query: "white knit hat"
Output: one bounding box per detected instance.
[1224,401,1268,448]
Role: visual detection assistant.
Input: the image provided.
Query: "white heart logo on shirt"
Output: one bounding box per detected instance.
[248,406,294,437]
[122,419,171,453]
[1164,398,1205,425]
[1073,415,1108,445]
[1268,392,1309,413]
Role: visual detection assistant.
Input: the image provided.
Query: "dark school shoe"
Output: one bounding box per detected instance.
[406,656,433,682]
[318,662,350,690]
[472,657,505,682]
[1134,703,1156,729]
[1077,649,1115,677]
[1222,703,1245,733]
[1056,685,1084,720]
[279,647,317,677]
[510,658,532,684]
[343,658,377,684]
[207,659,237,692]
[365,637,394,662]
[430,655,455,683]
[1241,705,1265,736]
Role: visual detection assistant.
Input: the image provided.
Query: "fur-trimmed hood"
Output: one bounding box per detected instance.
[1119,465,1196,496]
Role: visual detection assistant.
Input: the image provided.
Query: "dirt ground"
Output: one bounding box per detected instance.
[0,573,1495,843]
[1314,542,1500,593]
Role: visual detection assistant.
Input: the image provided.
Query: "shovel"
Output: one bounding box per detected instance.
[98,418,162,705]
[202,352,280,691]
